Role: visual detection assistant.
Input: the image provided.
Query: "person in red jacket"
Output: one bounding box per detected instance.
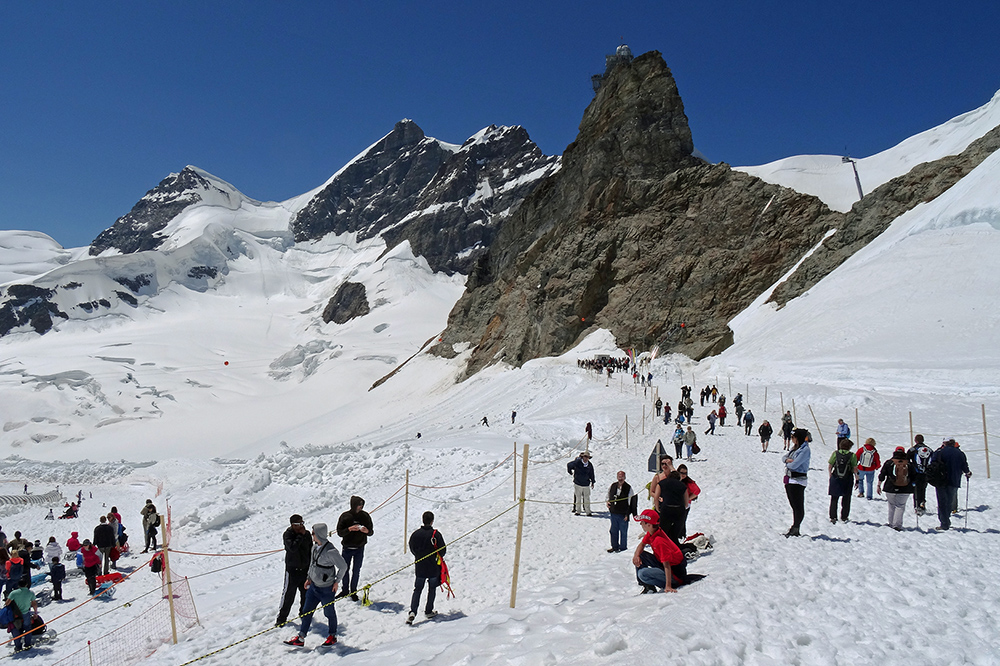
[718,404,727,427]
[80,539,101,595]
[632,509,686,593]
[66,531,81,552]
[855,438,882,500]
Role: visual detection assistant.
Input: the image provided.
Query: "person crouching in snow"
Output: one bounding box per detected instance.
[632,509,686,594]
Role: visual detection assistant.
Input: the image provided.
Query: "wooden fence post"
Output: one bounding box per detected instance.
[983,404,991,479]
[855,408,860,446]
[764,387,768,412]
[510,443,530,608]
[909,411,914,446]
[808,404,827,447]
[404,469,409,554]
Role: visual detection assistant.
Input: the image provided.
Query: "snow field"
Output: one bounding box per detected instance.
[3,353,998,665]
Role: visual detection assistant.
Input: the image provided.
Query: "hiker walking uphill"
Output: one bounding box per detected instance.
[783,429,811,537]
[283,523,347,648]
[683,427,697,460]
[908,434,933,515]
[856,439,882,500]
[743,410,755,435]
[878,447,916,530]
[781,412,794,450]
[758,420,773,453]
[336,496,374,601]
[828,438,858,523]
[276,514,311,628]
[407,511,446,625]
[567,452,596,516]
[705,410,718,436]
[929,438,972,531]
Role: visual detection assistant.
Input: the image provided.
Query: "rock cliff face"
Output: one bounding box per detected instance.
[434,53,1000,378]
[322,282,370,324]
[290,120,559,274]
[432,51,845,375]
[89,167,239,255]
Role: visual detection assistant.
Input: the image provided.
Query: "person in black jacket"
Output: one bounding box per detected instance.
[606,471,638,553]
[93,515,117,575]
[335,496,374,601]
[406,511,446,625]
[50,556,66,601]
[567,452,596,515]
[275,514,312,627]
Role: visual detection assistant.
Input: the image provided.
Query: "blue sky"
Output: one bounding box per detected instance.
[3,1,999,248]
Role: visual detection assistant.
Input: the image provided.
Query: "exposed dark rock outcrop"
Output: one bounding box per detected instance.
[291,120,559,274]
[322,282,370,324]
[769,123,1000,305]
[89,167,233,256]
[0,285,68,336]
[432,51,844,376]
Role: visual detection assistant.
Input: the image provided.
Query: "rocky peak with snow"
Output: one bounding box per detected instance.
[89,166,245,256]
[291,120,559,274]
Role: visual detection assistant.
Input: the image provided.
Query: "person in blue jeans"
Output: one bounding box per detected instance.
[336,496,374,602]
[606,471,638,552]
[6,580,38,652]
[931,438,971,530]
[407,512,446,625]
[283,523,347,648]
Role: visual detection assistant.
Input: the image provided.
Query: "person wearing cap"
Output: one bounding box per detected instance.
[567,451,596,516]
[877,447,916,530]
[930,438,971,531]
[336,496,374,601]
[606,471,638,552]
[632,509,685,593]
[276,514,312,627]
[283,523,347,648]
[855,438,881,500]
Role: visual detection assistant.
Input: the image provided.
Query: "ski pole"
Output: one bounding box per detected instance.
[965,477,970,529]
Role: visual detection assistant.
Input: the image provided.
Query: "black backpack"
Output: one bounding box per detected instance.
[833,450,852,479]
[925,457,948,487]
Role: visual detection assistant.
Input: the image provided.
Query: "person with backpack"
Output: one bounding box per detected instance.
[928,438,972,531]
[717,403,727,427]
[828,438,858,523]
[671,426,684,459]
[908,434,933,515]
[877,447,916,530]
[683,427,697,460]
[406,511,446,625]
[743,410,755,436]
[94,515,117,575]
[855,438,882,500]
[4,579,38,652]
[836,419,851,445]
[655,398,663,417]
[705,410,718,436]
[2,550,22,597]
[336,496,374,602]
[282,523,347,648]
[758,420,773,453]
[783,429,811,537]
[781,412,794,450]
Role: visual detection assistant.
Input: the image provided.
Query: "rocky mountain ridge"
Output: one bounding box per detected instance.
[431,50,1000,377]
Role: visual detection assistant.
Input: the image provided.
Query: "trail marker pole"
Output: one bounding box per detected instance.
[792,399,797,425]
[808,404,827,447]
[909,411,914,446]
[513,442,517,502]
[510,443,530,608]
[780,392,784,415]
[983,404,991,479]
[625,415,629,450]
[642,405,645,436]
[764,387,768,412]
[855,408,860,446]
[163,503,179,645]
[404,469,409,554]
[728,377,732,396]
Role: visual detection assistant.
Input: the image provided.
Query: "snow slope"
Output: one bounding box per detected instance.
[735,89,1000,212]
